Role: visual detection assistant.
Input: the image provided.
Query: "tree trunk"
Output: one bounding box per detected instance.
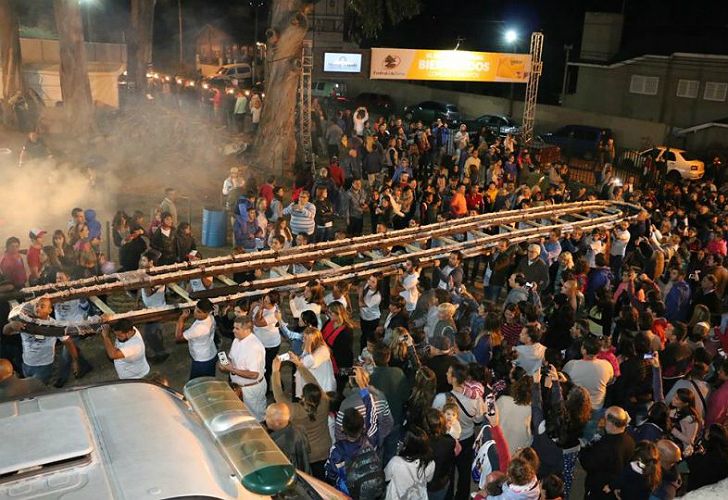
[127,0,156,93]
[53,0,95,135]
[254,0,310,178]
[0,0,25,128]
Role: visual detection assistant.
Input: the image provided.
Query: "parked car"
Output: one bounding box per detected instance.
[403,101,461,126]
[312,81,347,99]
[354,92,395,116]
[541,125,611,159]
[210,63,253,81]
[636,146,705,181]
[463,114,521,139]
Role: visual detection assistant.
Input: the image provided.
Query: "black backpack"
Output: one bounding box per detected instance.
[344,442,385,499]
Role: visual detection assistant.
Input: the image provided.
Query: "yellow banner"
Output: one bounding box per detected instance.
[370,48,531,83]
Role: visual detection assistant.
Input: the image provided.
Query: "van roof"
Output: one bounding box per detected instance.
[0,382,249,499]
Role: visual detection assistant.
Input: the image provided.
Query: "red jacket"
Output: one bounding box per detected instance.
[329,164,344,187]
[259,183,274,207]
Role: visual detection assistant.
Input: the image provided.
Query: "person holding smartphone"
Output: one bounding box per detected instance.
[219,316,267,421]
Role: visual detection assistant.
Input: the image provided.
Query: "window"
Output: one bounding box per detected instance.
[676,79,699,98]
[665,151,676,162]
[629,75,659,95]
[704,82,728,102]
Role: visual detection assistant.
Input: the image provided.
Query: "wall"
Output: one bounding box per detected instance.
[19,37,127,65]
[565,54,728,129]
[340,78,669,150]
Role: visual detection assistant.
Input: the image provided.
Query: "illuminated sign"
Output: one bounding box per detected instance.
[323,53,362,73]
[370,48,531,83]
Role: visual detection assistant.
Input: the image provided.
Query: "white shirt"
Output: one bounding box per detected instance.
[229,333,266,386]
[296,346,336,397]
[360,288,382,321]
[114,328,150,379]
[611,228,631,257]
[438,265,454,290]
[252,305,281,348]
[400,271,420,312]
[563,358,614,410]
[141,285,166,308]
[183,315,217,362]
[20,333,60,367]
[384,457,435,500]
[324,293,348,310]
[54,299,88,322]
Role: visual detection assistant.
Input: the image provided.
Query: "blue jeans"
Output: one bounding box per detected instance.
[315,226,334,243]
[582,408,606,442]
[189,356,217,380]
[57,338,93,385]
[23,362,53,385]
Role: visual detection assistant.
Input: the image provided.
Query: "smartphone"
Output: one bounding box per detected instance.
[643,353,654,360]
[217,351,230,366]
[278,353,291,362]
[486,393,496,417]
[718,348,727,359]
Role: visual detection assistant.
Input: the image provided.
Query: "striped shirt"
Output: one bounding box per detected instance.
[283,201,316,235]
[335,386,393,448]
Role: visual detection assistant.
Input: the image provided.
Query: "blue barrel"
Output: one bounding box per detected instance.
[201,208,227,247]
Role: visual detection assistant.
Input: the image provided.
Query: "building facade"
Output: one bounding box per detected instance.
[565,52,728,129]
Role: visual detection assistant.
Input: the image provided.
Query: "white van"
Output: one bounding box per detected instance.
[0,379,344,499]
[212,63,253,81]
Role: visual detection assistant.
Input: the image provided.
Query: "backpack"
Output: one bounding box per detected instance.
[337,441,385,499]
[472,424,501,489]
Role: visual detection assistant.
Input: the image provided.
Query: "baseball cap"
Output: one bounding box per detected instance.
[29,229,47,240]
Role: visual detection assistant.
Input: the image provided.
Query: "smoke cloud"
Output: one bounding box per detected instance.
[0,100,233,251]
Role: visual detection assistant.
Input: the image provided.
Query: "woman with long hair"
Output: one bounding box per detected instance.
[608,441,662,499]
[36,246,62,285]
[472,313,500,366]
[293,327,336,397]
[289,279,324,333]
[111,210,130,248]
[52,229,75,268]
[271,355,331,481]
[321,302,354,391]
[500,303,523,347]
[532,365,591,498]
[268,217,293,248]
[496,365,533,455]
[406,366,437,430]
[424,408,456,500]
[668,388,702,455]
[175,222,197,262]
[384,428,435,499]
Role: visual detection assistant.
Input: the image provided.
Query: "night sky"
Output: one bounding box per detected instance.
[21,0,728,104]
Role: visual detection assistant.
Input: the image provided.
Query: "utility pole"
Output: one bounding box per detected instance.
[178,0,183,66]
[560,44,573,105]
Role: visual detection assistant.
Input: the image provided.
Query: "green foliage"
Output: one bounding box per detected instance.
[347,0,421,40]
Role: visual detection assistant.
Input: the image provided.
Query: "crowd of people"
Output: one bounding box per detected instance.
[3,102,728,500]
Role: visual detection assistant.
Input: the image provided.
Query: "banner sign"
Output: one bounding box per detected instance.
[324,52,363,73]
[370,48,531,83]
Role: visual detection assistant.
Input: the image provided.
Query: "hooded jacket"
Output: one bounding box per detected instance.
[84,209,102,241]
